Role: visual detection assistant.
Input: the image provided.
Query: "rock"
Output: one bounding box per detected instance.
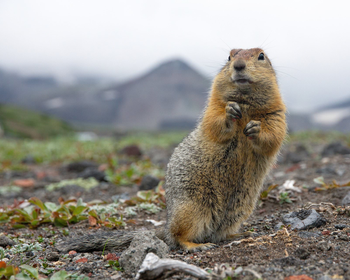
[321,141,350,157]
[67,161,98,173]
[334,224,349,230]
[21,155,37,165]
[25,251,34,257]
[272,256,301,266]
[139,175,160,191]
[317,241,332,251]
[274,222,284,231]
[282,209,327,230]
[0,234,15,247]
[283,143,310,164]
[316,166,338,176]
[342,191,350,206]
[294,248,310,260]
[297,232,320,239]
[319,275,344,280]
[119,231,169,274]
[119,145,142,158]
[80,265,93,274]
[46,252,60,261]
[78,168,107,182]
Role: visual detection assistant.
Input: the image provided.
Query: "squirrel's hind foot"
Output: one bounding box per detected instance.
[179,240,218,252]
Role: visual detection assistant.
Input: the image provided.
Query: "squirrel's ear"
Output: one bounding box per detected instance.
[230,49,242,57]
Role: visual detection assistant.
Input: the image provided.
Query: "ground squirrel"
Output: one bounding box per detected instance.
[58,48,287,253]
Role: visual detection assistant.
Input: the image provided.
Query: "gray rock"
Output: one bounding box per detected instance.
[317,241,332,251]
[334,224,349,230]
[274,222,284,231]
[0,234,15,247]
[78,168,107,182]
[139,175,160,191]
[342,191,350,206]
[297,231,320,239]
[321,141,350,157]
[272,256,301,266]
[46,252,60,261]
[67,161,98,173]
[119,231,169,274]
[282,209,327,230]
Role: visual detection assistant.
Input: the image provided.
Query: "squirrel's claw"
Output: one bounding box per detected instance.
[226,101,242,120]
[244,120,261,138]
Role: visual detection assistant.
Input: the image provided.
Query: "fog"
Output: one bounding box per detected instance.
[0,0,350,112]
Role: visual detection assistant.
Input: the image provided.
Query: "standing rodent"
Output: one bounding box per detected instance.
[58,48,287,253]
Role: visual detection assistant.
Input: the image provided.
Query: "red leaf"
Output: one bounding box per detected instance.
[13,179,35,188]
[75,258,88,263]
[88,216,97,226]
[284,275,314,280]
[105,253,119,261]
[0,261,6,268]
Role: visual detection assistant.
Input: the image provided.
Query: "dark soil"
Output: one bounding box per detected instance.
[1,141,350,280]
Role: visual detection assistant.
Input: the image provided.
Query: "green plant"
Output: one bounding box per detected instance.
[279,192,292,204]
[107,260,123,272]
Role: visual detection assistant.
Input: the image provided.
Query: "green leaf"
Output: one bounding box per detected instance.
[72,206,87,216]
[30,220,40,227]
[31,209,38,220]
[88,210,98,219]
[54,218,68,227]
[19,264,39,279]
[12,224,27,229]
[11,272,31,280]
[45,202,59,212]
[29,197,47,211]
[50,270,69,280]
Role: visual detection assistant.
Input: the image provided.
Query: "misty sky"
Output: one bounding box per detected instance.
[0,0,350,112]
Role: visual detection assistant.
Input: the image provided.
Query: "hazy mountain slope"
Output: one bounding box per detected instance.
[113,59,210,130]
[0,103,73,139]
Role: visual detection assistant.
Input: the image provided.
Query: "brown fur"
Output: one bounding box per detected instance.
[164,48,286,251]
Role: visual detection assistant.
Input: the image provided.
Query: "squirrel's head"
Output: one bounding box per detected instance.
[215,48,278,98]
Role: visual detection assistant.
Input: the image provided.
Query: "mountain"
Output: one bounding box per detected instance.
[111,59,210,130]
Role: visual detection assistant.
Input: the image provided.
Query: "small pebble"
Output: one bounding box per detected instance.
[334,224,348,230]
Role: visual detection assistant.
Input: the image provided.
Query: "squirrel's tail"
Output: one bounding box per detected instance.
[57,228,167,253]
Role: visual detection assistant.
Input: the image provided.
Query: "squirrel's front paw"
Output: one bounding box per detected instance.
[226,101,242,121]
[244,120,261,139]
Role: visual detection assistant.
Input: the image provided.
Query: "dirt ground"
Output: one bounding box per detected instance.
[0,140,350,280]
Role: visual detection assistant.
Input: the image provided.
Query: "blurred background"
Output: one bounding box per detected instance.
[1,0,350,138]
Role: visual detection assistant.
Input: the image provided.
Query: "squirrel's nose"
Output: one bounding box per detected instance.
[234,60,246,71]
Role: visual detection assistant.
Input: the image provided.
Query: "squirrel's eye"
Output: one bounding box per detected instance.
[228,56,231,61]
[258,53,265,60]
